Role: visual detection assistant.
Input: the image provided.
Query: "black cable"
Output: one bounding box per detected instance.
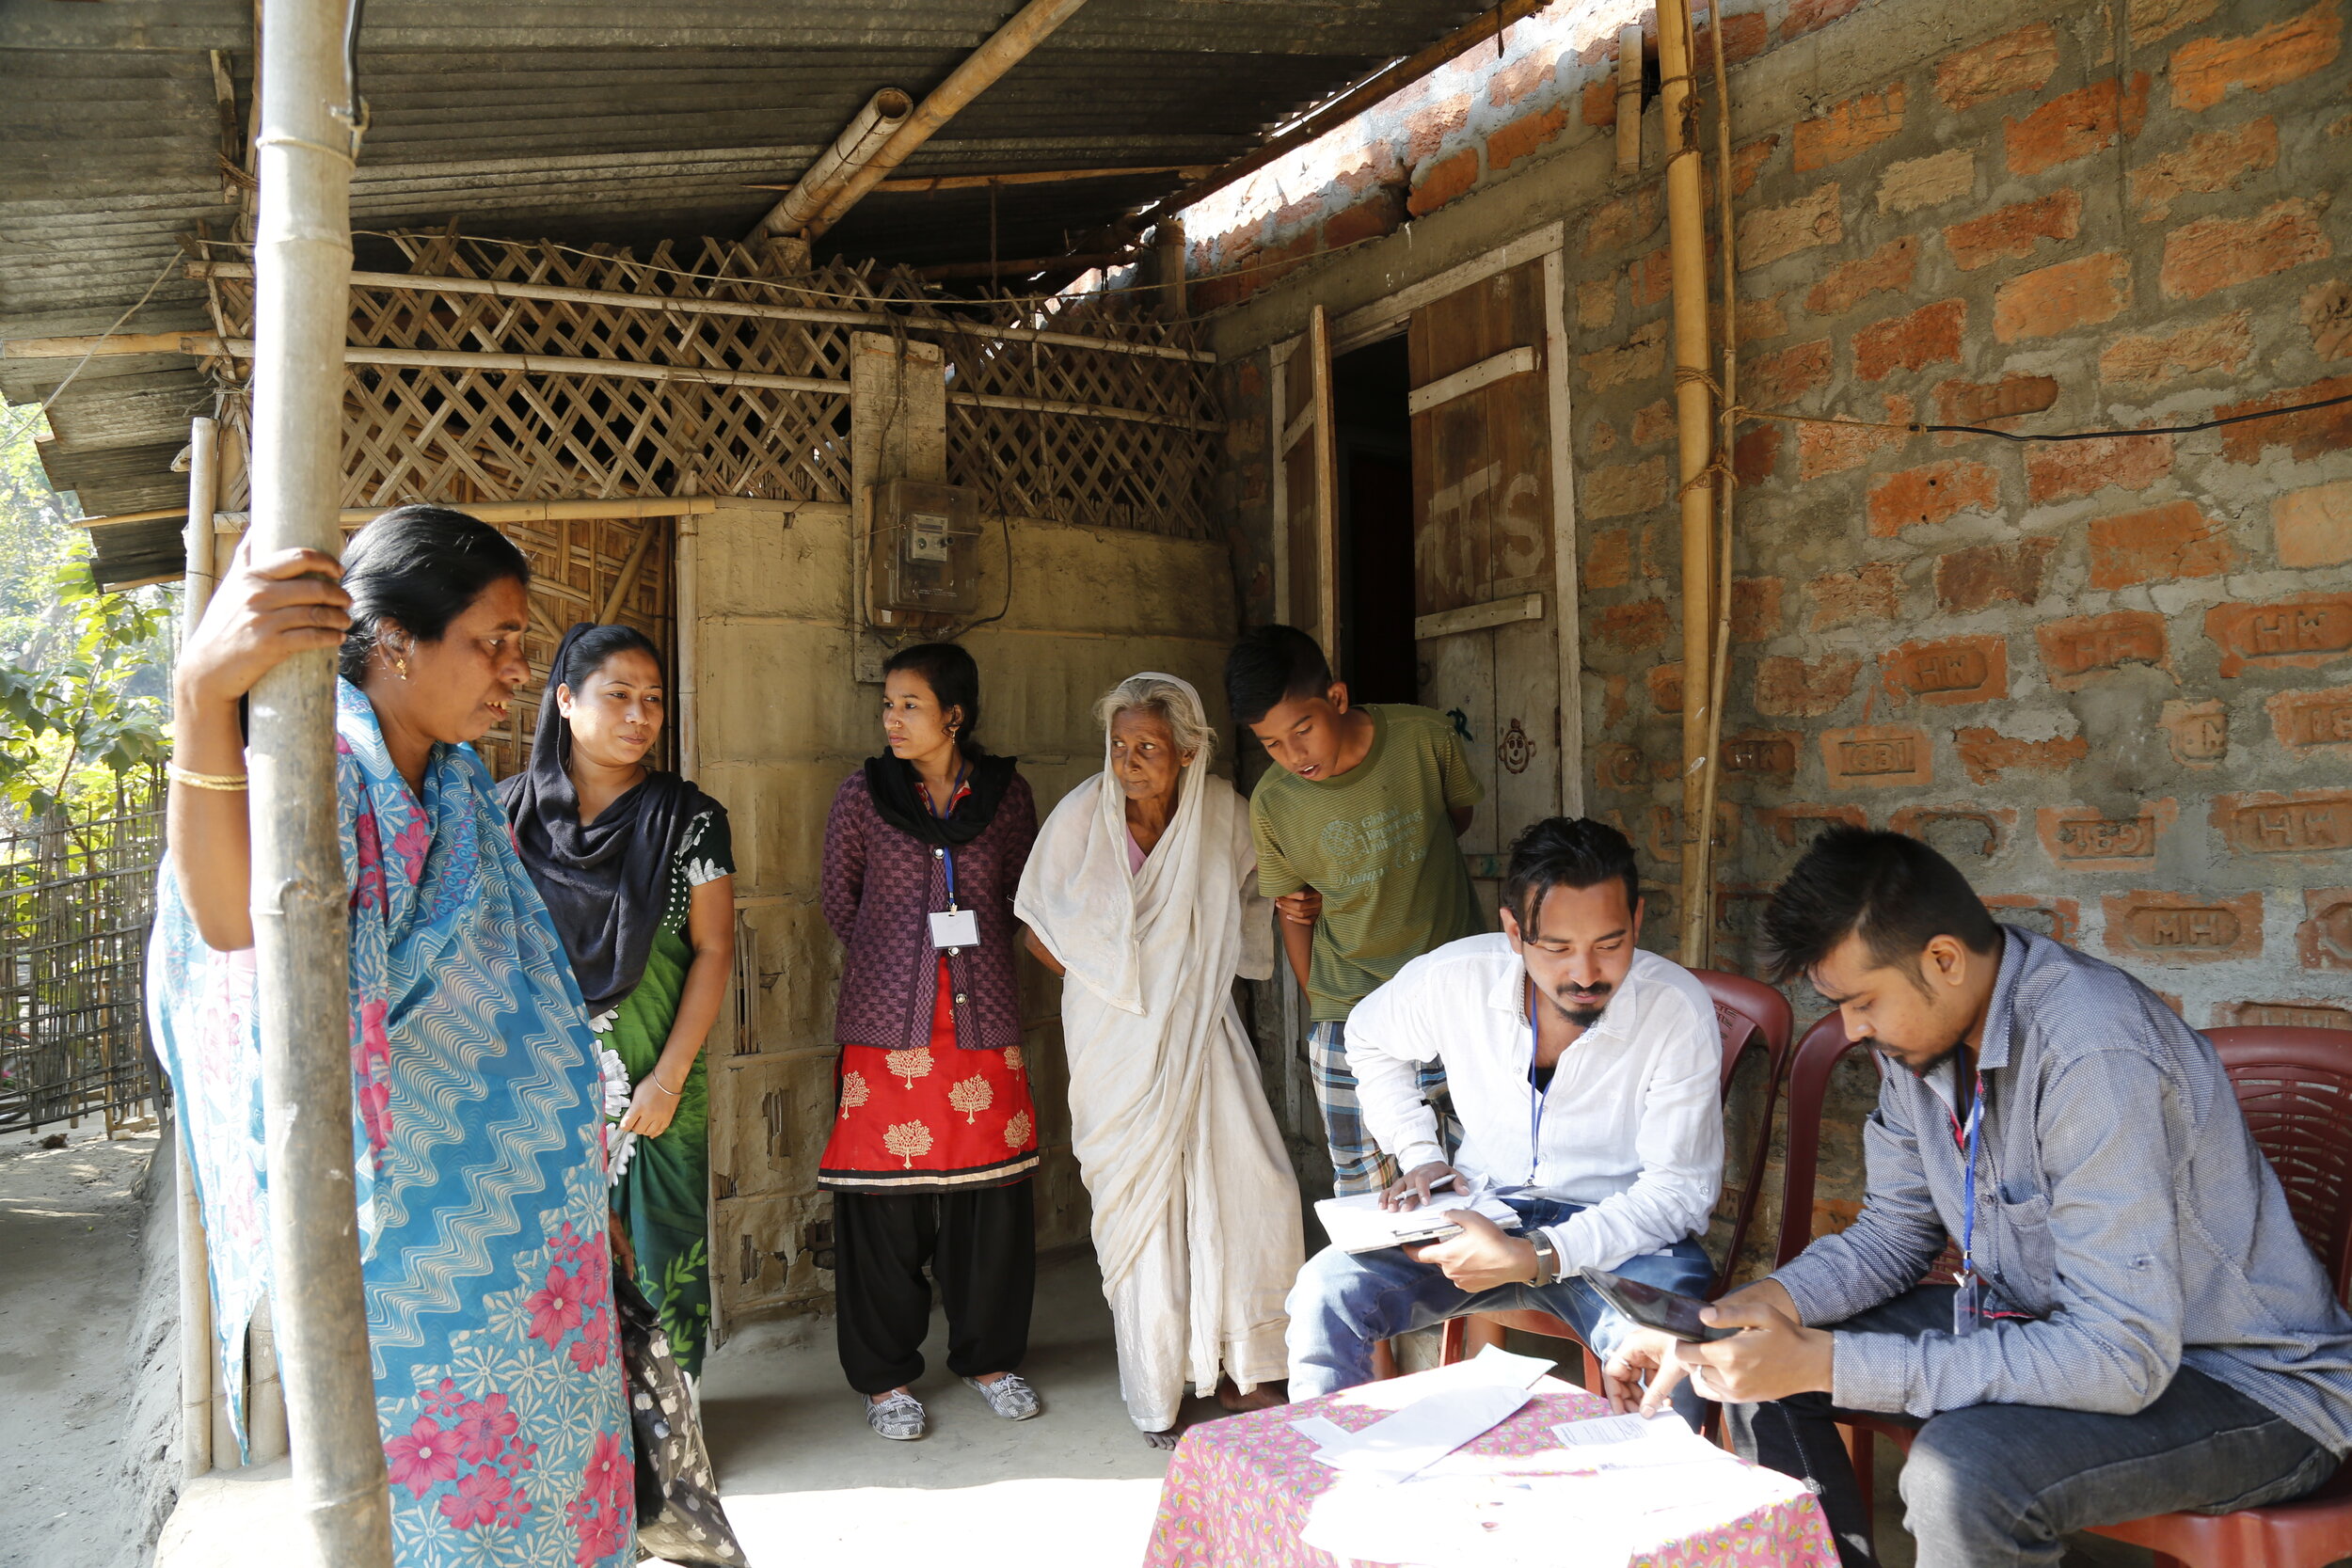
[1921,389,2352,444]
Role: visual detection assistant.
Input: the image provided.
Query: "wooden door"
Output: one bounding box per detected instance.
[1274,305,1341,657]
[1406,258,1562,888]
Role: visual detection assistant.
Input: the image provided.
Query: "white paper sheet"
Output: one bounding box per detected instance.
[1311,1385,1534,1485]
[1314,1187,1525,1254]
[1550,1411,1736,1470]
[1325,1342,1558,1416]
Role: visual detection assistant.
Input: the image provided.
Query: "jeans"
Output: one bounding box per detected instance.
[1286,1196,1718,1428]
[1307,1020,1458,1196]
[1730,1285,2342,1568]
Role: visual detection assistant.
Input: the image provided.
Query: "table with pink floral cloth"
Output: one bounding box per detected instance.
[1143,1386,1840,1568]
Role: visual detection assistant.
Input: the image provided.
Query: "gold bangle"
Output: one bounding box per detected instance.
[168,764,249,792]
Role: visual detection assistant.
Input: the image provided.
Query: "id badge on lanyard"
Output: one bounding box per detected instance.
[923,768,981,952]
[1951,1079,1986,1337]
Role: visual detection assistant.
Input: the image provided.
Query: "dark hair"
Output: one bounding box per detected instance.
[337,505,532,682]
[1502,816,1643,932]
[1224,624,1332,727]
[557,623,662,692]
[1759,825,2001,987]
[882,641,983,755]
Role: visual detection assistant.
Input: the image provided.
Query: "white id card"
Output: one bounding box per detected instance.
[929,908,979,949]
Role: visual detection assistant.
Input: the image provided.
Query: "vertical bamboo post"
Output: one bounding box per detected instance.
[244,0,390,1560]
[675,515,700,781]
[176,412,220,1482]
[1156,220,1188,318]
[1658,0,1718,967]
[1694,0,1740,932]
[1614,24,1645,173]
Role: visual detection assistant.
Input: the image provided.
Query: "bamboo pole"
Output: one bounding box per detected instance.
[1693,0,1741,960]
[758,87,914,237]
[176,415,223,1482]
[1307,304,1341,665]
[1156,220,1188,319]
[789,0,1096,243]
[1658,0,1718,968]
[863,163,1213,194]
[244,0,391,1559]
[675,515,700,779]
[182,418,220,632]
[1615,24,1645,173]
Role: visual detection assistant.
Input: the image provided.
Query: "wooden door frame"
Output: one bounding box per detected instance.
[1268,220,1583,816]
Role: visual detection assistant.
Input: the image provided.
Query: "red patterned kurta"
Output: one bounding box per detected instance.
[819,956,1040,1191]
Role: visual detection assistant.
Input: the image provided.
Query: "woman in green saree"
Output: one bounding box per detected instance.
[502,623,735,1377]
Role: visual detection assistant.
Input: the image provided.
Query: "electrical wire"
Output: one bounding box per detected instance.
[1,251,184,444]
[1739,390,2352,446]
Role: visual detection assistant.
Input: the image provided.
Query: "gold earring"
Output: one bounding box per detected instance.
[394,656,409,679]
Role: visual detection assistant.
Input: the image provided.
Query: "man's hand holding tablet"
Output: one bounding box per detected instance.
[1600,1278,1836,1417]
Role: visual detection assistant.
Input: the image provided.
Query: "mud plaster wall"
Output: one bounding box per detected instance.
[1209,0,2352,1282]
[696,500,1237,1327]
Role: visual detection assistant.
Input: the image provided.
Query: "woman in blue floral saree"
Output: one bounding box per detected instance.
[151,505,635,1567]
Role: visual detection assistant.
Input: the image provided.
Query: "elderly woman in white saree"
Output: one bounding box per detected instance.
[1018,673,1304,1446]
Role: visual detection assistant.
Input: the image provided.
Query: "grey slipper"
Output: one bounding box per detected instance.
[963,1372,1041,1420]
[866,1389,926,1440]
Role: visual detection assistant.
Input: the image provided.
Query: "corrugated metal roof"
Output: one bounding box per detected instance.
[1,0,1488,562]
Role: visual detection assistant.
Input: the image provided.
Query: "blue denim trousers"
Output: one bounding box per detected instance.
[1286,1196,1717,1427]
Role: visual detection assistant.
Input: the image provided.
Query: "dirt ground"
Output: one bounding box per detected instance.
[0,1125,161,1568]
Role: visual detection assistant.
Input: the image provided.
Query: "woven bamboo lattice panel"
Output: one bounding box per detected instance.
[200,236,1217,538]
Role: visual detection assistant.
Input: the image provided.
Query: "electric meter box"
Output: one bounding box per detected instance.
[866,478,981,623]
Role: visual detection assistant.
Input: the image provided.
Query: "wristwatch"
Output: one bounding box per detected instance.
[1528,1232,1561,1288]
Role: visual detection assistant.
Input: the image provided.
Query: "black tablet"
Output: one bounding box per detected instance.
[1581,1266,1739,1342]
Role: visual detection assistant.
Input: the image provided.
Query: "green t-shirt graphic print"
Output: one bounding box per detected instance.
[1249,704,1486,1022]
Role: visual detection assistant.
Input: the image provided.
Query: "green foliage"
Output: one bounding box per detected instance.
[0,564,174,817]
[0,400,175,820]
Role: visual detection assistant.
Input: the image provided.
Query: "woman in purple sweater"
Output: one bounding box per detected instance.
[818,641,1042,1441]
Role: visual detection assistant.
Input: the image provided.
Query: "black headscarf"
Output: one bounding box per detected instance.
[862,750,1019,846]
[500,623,719,1012]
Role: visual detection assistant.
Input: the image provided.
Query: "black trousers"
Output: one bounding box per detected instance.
[833,1180,1036,1395]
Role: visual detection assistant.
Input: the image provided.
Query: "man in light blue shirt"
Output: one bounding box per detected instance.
[1607,828,2352,1567]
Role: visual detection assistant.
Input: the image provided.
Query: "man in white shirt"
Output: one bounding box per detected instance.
[1285,816,1724,1424]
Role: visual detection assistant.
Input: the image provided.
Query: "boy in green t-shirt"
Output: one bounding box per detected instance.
[1226,625,1486,1195]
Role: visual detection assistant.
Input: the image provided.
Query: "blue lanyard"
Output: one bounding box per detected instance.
[1526,981,1549,1184]
[1950,1072,1987,1279]
[924,765,968,910]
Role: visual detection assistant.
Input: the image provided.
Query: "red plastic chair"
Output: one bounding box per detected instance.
[1776,1017,2352,1566]
[1437,968,1795,1391]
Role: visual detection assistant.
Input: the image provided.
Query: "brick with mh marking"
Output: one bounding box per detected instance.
[1745,337,1833,407]
[2217,375,2352,463]
[2037,610,2169,689]
[1995,252,2130,341]
[2270,689,2352,752]
[1944,190,2081,271]
[2006,75,2149,177]
[2025,433,2173,503]
[1867,459,1999,536]
[2162,200,2332,301]
[2215,790,2352,856]
[1756,653,1863,717]
[2171,2,2343,111]
[1799,394,1915,477]
[1804,237,1918,316]
[2132,118,2280,223]
[2206,594,2352,676]
[1985,894,2081,946]
[1855,299,1965,380]
[2100,309,2252,386]
[2300,891,2352,971]
[1882,634,2009,705]
[1724,731,1803,779]
[1936,373,2059,425]
[1738,184,1842,270]
[2039,800,2176,873]
[2160,698,2228,765]
[1936,22,2060,110]
[1954,726,2087,784]
[2104,890,2263,963]
[1878,149,1976,214]
[1795,84,1907,171]
[1822,724,1933,787]
[1935,536,2055,613]
[2275,480,2352,567]
[2090,500,2232,589]
[1891,805,2012,861]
